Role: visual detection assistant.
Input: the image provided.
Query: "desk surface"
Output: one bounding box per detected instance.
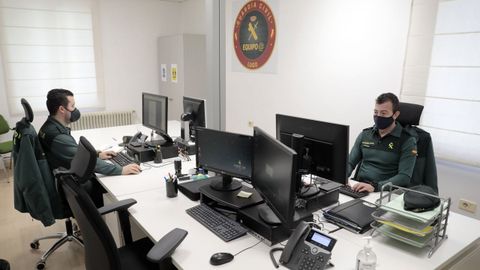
[72,124,480,270]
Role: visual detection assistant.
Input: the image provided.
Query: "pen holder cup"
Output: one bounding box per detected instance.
[166,180,178,198]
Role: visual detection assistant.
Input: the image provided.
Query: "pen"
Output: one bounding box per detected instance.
[164,176,169,182]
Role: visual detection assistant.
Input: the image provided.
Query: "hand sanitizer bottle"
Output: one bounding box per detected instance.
[356,236,377,270]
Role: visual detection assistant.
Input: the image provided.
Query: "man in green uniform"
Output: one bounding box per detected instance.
[39,89,141,176]
[348,93,417,193]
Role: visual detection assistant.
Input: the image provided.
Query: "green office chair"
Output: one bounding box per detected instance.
[0,114,13,180]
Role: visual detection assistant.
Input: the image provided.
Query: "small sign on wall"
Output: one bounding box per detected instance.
[171,64,178,83]
[161,64,167,82]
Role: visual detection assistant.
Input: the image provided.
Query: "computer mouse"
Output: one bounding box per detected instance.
[210,252,234,266]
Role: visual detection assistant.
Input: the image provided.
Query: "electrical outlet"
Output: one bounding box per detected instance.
[248,121,254,128]
[459,199,477,214]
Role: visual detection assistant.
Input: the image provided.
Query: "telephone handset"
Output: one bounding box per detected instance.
[279,221,336,270]
[129,131,148,147]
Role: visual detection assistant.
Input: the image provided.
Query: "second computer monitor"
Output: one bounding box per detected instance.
[142,92,173,145]
[182,96,206,142]
[196,127,252,192]
[252,126,298,228]
[276,114,349,185]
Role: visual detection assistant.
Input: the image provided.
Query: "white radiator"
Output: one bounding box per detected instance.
[69,110,135,131]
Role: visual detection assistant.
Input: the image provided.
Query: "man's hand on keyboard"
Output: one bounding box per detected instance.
[352,182,374,193]
[122,164,141,175]
[99,150,117,160]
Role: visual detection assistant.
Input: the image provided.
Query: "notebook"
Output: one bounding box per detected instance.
[324,199,378,234]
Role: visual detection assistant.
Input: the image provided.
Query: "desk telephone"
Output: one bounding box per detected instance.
[127,132,147,147]
[276,221,336,270]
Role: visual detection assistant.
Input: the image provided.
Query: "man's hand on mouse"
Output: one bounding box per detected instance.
[122,164,141,175]
[99,150,117,160]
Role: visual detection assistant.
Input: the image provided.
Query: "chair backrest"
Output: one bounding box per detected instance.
[60,136,121,270]
[21,98,34,123]
[13,98,67,225]
[0,114,9,135]
[397,102,438,192]
[397,102,424,126]
[70,137,97,184]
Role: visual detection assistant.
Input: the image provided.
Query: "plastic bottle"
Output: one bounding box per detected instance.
[356,236,377,270]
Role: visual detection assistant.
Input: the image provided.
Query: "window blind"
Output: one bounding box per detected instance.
[401,0,480,167]
[0,0,103,115]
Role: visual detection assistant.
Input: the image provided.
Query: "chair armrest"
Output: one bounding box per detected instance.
[97,199,137,216]
[147,228,188,263]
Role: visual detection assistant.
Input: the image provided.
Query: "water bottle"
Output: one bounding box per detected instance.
[356,236,376,270]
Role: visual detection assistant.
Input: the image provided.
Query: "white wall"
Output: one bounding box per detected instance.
[98,0,181,123]
[181,0,206,34]
[225,0,412,149]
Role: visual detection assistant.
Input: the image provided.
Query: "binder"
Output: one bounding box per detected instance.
[323,199,378,234]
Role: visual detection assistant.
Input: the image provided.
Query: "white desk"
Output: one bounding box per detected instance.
[72,124,480,270]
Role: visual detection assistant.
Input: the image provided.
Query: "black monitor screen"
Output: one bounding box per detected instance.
[142,93,168,134]
[182,96,206,142]
[276,114,349,185]
[253,127,297,226]
[196,127,252,180]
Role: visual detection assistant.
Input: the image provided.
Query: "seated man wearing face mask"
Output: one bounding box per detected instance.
[39,89,141,206]
[39,88,140,176]
[348,92,417,193]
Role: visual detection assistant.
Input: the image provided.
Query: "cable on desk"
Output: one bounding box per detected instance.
[142,161,174,168]
[269,247,284,268]
[233,238,263,257]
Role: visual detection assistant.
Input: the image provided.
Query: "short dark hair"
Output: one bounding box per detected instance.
[46,88,74,115]
[376,92,400,112]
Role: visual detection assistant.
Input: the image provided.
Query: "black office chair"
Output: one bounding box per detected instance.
[57,136,188,270]
[396,102,438,193]
[12,98,83,269]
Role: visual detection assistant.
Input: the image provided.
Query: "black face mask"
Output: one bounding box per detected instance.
[67,108,81,123]
[374,115,394,130]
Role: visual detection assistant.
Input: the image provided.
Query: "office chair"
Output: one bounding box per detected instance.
[0,114,13,180]
[57,136,188,270]
[12,98,82,270]
[396,102,438,193]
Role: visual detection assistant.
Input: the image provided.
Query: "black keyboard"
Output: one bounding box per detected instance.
[111,152,136,167]
[186,204,248,242]
[339,185,369,199]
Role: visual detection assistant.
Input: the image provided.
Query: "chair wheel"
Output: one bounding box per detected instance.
[36,261,46,269]
[30,241,40,249]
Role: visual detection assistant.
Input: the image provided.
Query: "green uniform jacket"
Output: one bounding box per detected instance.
[38,116,122,175]
[13,118,66,226]
[348,122,417,191]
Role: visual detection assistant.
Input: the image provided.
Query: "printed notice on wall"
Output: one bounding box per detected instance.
[161,64,167,82]
[171,64,178,83]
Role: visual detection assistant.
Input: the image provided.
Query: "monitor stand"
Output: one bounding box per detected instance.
[148,129,173,146]
[257,204,282,226]
[210,175,242,192]
[257,203,313,230]
[199,176,263,210]
[298,184,321,198]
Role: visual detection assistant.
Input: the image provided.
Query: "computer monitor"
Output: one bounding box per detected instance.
[196,127,252,192]
[181,96,206,142]
[252,126,298,228]
[142,92,173,145]
[276,114,349,191]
